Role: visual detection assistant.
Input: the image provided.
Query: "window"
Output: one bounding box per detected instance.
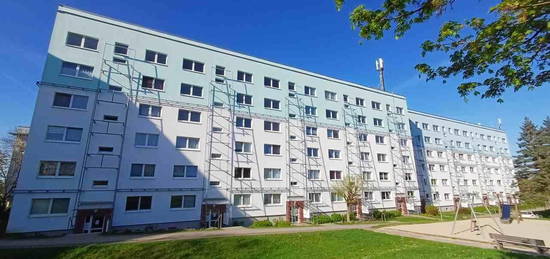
[234,167,251,179]
[363,171,372,181]
[98,147,113,152]
[328,149,341,159]
[399,139,407,147]
[264,77,280,88]
[125,196,152,211]
[308,170,320,180]
[329,170,342,180]
[402,156,410,164]
[371,101,381,110]
[93,180,108,187]
[379,172,389,181]
[432,125,439,132]
[405,173,412,181]
[66,32,98,50]
[440,165,446,171]
[180,83,203,97]
[304,86,316,96]
[386,104,391,111]
[170,195,196,209]
[142,76,164,90]
[305,126,317,136]
[442,179,448,186]
[308,193,321,203]
[326,109,338,119]
[288,82,296,91]
[396,107,403,114]
[139,104,161,117]
[364,192,373,200]
[331,193,344,202]
[307,147,319,157]
[381,191,391,200]
[178,109,201,122]
[360,152,370,161]
[135,133,159,147]
[358,134,368,142]
[375,135,384,144]
[176,136,200,150]
[114,42,128,55]
[264,144,281,155]
[236,117,252,128]
[444,193,450,200]
[355,98,365,106]
[38,161,76,177]
[235,141,252,153]
[377,153,387,162]
[325,91,337,101]
[30,198,70,215]
[327,129,340,139]
[46,126,82,142]
[214,65,225,77]
[357,115,366,124]
[424,136,431,143]
[422,123,429,130]
[454,129,460,135]
[145,50,167,65]
[109,85,123,91]
[61,61,93,79]
[264,168,281,180]
[428,164,435,171]
[53,93,88,109]
[236,71,253,83]
[173,165,198,178]
[430,179,437,185]
[264,194,281,205]
[435,138,441,145]
[305,106,317,116]
[236,93,253,105]
[264,121,280,132]
[373,118,383,127]
[182,59,204,72]
[264,98,280,109]
[130,164,155,177]
[234,194,251,206]
[343,95,349,103]
[407,191,415,198]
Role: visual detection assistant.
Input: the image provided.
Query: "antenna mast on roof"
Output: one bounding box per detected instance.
[497,118,502,129]
[375,58,385,91]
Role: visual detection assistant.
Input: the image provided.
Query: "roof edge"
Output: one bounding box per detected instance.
[408,109,505,133]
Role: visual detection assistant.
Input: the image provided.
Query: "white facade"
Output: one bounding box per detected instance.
[7,6,514,234]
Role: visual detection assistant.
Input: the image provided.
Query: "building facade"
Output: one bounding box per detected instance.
[7,6,515,234]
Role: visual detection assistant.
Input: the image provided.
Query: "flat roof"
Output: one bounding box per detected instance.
[57,5,405,100]
[408,109,505,133]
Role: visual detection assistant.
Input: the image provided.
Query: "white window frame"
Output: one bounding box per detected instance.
[176,136,200,150]
[182,58,205,73]
[237,71,253,83]
[234,194,251,206]
[65,32,98,50]
[145,50,168,65]
[135,133,159,147]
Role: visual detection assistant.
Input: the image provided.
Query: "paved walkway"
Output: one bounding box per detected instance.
[0,224,376,249]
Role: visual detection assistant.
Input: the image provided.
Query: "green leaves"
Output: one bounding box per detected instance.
[335,0,550,102]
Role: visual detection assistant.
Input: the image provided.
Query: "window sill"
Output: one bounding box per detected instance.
[176,148,201,152]
[29,213,68,218]
[265,108,281,111]
[172,177,198,180]
[178,120,202,125]
[265,179,283,181]
[182,68,205,74]
[129,177,156,180]
[264,204,283,207]
[59,74,94,81]
[265,154,282,157]
[141,87,165,92]
[180,94,204,99]
[125,210,152,213]
[37,176,74,179]
[264,86,281,90]
[135,146,159,149]
[65,44,99,52]
[235,178,254,181]
[169,207,196,211]
[145,60,168,67]
[236,80,254,84]
[51,106,88,112]
[45,140,81,145]
[138,115,162,120]
[264,130,282,133]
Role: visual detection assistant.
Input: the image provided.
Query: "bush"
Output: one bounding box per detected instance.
[457,207,471,215]
[472,205,499,214]
[311,214,333,224]
[273,220,292,227]
[425,205,440,216]
[370,209,400,220]
[251,220,273,228]
[330,213,344,223]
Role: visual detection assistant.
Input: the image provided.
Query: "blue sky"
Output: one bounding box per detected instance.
[0,0,548,153]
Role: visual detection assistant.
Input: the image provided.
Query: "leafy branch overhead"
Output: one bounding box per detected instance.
[335,0,549,102]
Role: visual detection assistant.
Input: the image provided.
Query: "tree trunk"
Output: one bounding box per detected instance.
[346,203,351,222]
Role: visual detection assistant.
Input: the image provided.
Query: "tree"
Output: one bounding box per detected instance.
[335,0,549,102]
[514,117,538,180]
[332,175,363,222]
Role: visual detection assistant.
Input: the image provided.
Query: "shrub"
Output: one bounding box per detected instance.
[330,213,344,223]
[472,205,498,214]
[457,207,471,215]
[425,205,440,216]
[371,210,401,220]
[251,220,273,228]
[311,214,332,224]
[273,220,292,227]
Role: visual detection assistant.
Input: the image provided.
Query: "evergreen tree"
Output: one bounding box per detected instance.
[514,117,538,180]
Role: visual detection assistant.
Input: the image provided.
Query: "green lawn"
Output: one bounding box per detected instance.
[0,229,540,259]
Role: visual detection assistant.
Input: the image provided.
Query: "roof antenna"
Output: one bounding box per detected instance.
[375,58,385,91]
[497,118,502,129]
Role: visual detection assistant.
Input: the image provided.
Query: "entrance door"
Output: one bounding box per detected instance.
[290,206,298,223]
[84,215,105,233]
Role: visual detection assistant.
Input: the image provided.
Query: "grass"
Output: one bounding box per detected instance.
[0,229,541,259]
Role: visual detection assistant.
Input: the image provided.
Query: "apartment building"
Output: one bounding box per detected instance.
[7,6,514,234]
[410,111,516,211]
